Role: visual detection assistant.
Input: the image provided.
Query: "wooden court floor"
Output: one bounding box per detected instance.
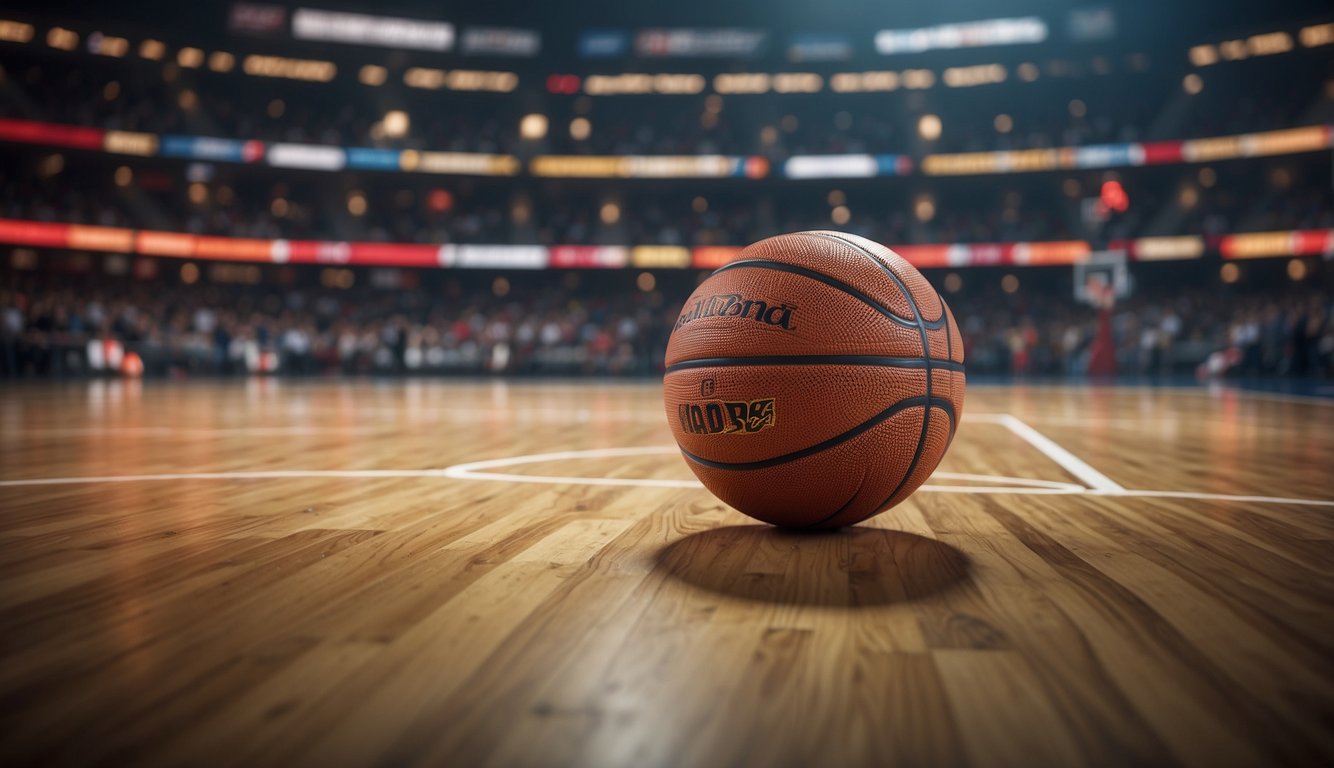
[0,380,1331,767]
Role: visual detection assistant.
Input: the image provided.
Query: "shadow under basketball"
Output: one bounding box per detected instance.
[654,525,971,607]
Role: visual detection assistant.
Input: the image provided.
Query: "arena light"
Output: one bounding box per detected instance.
[1182,73,1203,94]
[584,73,654,95]
[829,71,899,93]
[242,55,336,82]
[440,245,547,269]
[1130,236,1204,261]
[1247,32,1293,56]
[447,70,519,92]
[631,246,690,268]
[922,153,1001,175]
[691,247,741,269]
[177,47,204,68]
[1188,45,1218,67]
[139,39,165,60]
[1300,23,1334,48]
[772,73,822,93]
[548,246,628,268]
[914,195,935,222]
[405,151,520,176]
[713,73,770,94]
[784,154,878,179]
[404,67,446,89]
[569,117,591,140]
[1242,125,1332,157]
[292,8,454,51]
[382,110,409,138]
[346,191,367,216]
[0,20,34,43]
[360,65,388,86]
[653,73,706,94]
[901,69,935,89]
[87,33,129,57]
[918,114,942,141]
[267,143,346,170]
[46,27,78,50]
[875,17,1047,54]
[625,156,753,178]
[519,113,548,140]
[208,52,235,73]
[529,155,753,178]
[1014,241,1092,266]
[943,64,1006,87]
[546,74,580,94]
[1222,230,1334,259]
[1218,39,1248,61]
[104,131,158,156]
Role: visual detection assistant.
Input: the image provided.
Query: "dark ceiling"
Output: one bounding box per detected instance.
[2,0,1330,55]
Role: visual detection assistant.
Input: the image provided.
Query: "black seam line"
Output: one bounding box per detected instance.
[679,395,935,471]
[712,259,918,329]
[808,232,933,526]
[938,290,959,443]
[664,355,966,374]
[823,464,871,526]
[806,232,948,329]
[799,401,956,529]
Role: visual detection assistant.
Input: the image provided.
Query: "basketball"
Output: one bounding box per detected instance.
[664,231,966,528]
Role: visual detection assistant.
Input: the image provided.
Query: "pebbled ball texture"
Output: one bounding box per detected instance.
[663,231,965,528]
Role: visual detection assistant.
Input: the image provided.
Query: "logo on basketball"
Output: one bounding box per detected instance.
[674,294,795,331]
[678,398,776,435]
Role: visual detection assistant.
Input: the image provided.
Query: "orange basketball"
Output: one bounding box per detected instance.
[663,231,965,528]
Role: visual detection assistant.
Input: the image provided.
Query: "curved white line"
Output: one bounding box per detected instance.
[2,446,1329,508]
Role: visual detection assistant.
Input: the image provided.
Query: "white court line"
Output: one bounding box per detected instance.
[995,414,1127,493]
[1,446,1331,508]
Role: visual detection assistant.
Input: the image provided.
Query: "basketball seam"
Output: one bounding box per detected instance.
[939,291,960,444]
[678,395,934,471]
[806,231,947,328]
[676,395,956,468]
[811,401,956,529]
[711,259,919,329]
[805,232,933,527]
[663,355,965,374]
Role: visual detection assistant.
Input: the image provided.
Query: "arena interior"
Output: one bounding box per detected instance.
[1,0,1332,766]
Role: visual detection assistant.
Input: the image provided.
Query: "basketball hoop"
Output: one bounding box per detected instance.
[1074,250,1130,308]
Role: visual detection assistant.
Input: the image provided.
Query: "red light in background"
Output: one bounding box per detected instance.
[427,189,454,212]
[545,75,581,94]
[1100,180,1129,213]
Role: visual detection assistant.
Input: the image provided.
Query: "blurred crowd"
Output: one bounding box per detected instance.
[0,274,671,378]
[3,153,1330,249]
[2,43,1329,158]
[1,32,1331,383]
[2,271,1330,380]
